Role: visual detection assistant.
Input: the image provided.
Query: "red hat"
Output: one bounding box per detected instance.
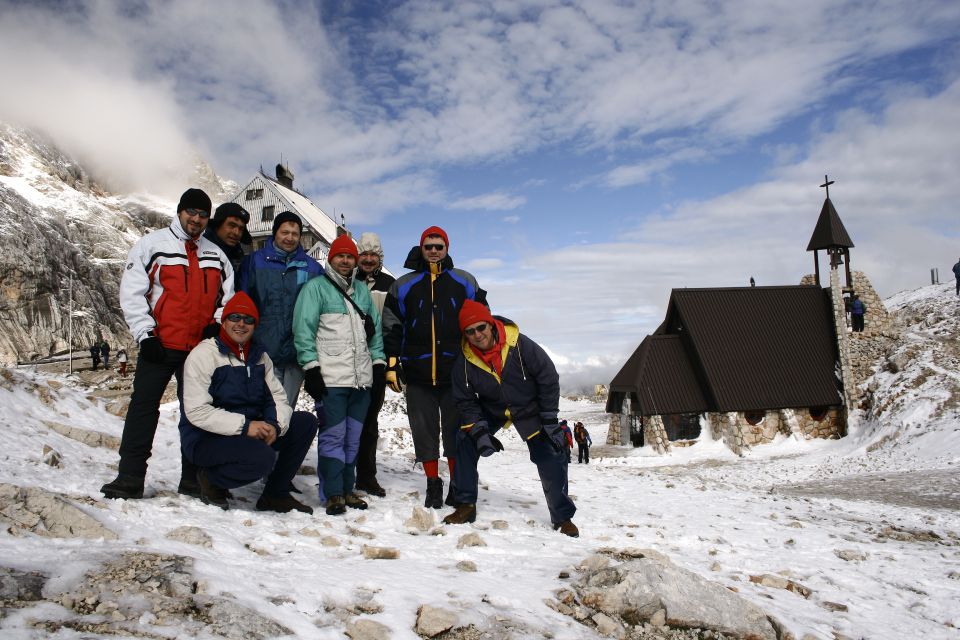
[458,299,494,332]
[420,225,449,249]
[328,234,358,262]
[223,291,259,325]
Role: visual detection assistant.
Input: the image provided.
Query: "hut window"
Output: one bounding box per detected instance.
[261,205,275,222]
[245,188,264,201]
[744,411,765,426]
[809,406,828,421]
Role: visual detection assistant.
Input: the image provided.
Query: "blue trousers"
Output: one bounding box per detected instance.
[316,387,371,501]
[190,411,318,496]
[453,425,576,525]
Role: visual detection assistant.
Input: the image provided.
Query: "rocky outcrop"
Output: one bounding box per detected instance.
[0,483,116,540]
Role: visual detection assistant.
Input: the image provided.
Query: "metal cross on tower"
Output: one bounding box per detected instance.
[820,174,834,199]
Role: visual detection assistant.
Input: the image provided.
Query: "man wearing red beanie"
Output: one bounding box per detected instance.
[382,226,487,509]
[446,302,578,537]
[293,233,385,515]
[179,291,318,513]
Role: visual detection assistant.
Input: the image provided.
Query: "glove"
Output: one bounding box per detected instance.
[469,423,504,457]
[303,367,327,400]
[202,322,221,339]
[541,421,566,454]
[373,363,386,384]
[138,336,166,363]
[385,357,404,393]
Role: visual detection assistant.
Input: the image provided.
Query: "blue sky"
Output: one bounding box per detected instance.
[2,0,960,387]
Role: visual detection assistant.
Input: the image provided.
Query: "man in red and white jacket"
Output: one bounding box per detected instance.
[101,188,235,500]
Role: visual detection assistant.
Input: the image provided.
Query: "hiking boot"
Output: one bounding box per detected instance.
[177,475,202,499]
[442,503,477,525]
[344,493,368,510]
[197,469,229,510]
[256,493,313,514]
[100,473,144,500]
[425,477,444,509]
[553,520,579,538]
[355,478,386,497]
[326,495,346,516]
[444,483,459,507]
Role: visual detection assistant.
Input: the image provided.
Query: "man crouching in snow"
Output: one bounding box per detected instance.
[446,300,578,537]
[179,291,318,513]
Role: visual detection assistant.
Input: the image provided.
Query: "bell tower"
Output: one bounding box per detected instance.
[806,175,855,291]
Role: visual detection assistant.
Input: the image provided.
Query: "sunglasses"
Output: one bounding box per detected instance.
[225,313,256,325]
[185,208,211,219]
[464,322,489,336]
[423,244,446,251]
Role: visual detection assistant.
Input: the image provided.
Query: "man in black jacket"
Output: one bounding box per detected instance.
[204,202,251,272]
[446,301,578,537]
[381,226,486,508]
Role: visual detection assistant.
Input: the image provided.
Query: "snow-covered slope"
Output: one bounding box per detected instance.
[0,283,958,639]
[0,122,236,364]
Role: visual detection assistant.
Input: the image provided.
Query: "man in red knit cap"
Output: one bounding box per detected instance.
[179,291,318,512]
[382,226,486,509]
[447,300,578,537]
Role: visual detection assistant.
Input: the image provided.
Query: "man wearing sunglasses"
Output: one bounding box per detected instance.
[179,292,317,513]
[204,202,252,272]
[446,300,578,537]
[102,188,235,501]
[381,226,487,509]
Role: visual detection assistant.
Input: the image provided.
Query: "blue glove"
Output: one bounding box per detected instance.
[469,423,503,457]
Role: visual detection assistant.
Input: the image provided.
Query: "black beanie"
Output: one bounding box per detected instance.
[177,188,212,215]
[272,210,302,237]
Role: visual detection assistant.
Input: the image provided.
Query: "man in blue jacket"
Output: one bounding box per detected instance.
[180,291,318,513]
[447,300,578,537]
[237,211,322,407]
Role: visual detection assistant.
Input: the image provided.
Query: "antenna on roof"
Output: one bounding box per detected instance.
[341,213,346,228]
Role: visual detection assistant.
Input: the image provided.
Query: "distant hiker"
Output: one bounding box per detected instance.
[559,419,574,463]
[354,232,395,497]
[382,226,487,509]
[850,294,866,333]
[237,211,322,407]
[100,340,110,368]
[116,349,128,377]
[204,202,251,272]
[953,258,960,295]
[100,187,235,501]
[446,301,578,537]
[181,292,317,513]
[293,235,385,516]
[89,344,101,371]
[574,422,592,464]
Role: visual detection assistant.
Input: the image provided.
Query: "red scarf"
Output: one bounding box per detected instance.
[469,319,507,375]
[218,326,250,363]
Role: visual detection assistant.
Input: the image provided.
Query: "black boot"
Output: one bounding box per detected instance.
[444,482,459,507]
[177,474,202,499]
[425,477,443,509]
[197,469,228,510]
[100,473,144,500]
[355,477,386,497]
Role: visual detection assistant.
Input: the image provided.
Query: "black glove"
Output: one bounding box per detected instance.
[304,367,327,400]
[202,322,221,339]
[373,363,386,384]
[541,421,566,454]
[470,423,504,457]
[139,336,166,363]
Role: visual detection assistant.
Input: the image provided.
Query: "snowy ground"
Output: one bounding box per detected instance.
[1,284,959,639]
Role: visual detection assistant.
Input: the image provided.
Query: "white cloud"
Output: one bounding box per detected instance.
[502,215,521,224]
[449,191,526,210]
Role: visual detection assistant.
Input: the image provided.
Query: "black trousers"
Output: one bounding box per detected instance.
[406,382,460,462]
[356,367,387,484]
[117,348,195,481]
[577,443,590,463]
[851,314,865,332]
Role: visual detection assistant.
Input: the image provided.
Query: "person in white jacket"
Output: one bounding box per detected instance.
[101,188,234,501]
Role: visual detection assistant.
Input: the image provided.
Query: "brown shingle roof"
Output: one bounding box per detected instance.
[807,198,854,251]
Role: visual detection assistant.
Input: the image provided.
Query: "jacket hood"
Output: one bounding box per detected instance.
[403,245,454,272]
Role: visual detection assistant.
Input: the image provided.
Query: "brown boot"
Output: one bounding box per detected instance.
[344,493,368,510]
[442,503,476,525]
[325,495,346,516]
[553,520,579,538]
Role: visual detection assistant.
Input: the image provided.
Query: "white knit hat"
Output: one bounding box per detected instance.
[357,232,384,258]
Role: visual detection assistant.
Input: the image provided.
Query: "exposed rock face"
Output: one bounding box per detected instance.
[0,483,116,540]
[0,123,235,364]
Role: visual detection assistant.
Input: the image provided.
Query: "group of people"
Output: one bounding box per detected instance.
[99,187,581,536]
[88,341,129,375]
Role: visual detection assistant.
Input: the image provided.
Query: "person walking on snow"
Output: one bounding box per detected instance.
[381,226,487,509]
[559,419,574,463]
[353,232,395,497]
[293,234,385,515]
[100,188,234,501]
[180,292,317,513]
[574,422,592,464]
[117,349,128,377]
[100,340,111,368]
[445,300,578,537]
